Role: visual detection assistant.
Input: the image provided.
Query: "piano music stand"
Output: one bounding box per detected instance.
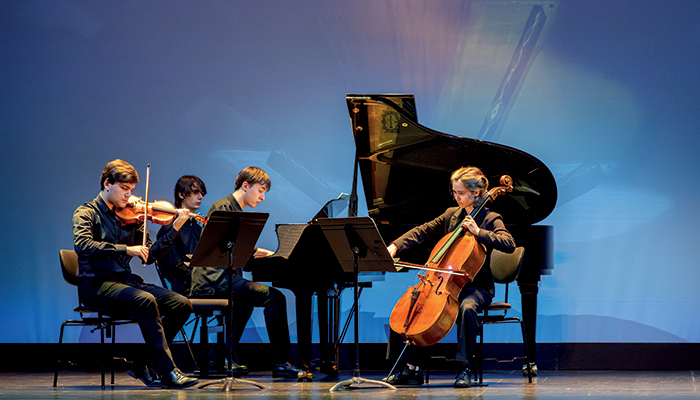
[192,211,269,391]
[318,217,397,392]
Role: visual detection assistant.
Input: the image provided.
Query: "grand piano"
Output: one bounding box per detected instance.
[346,93,556,370]
[249,93,556,373]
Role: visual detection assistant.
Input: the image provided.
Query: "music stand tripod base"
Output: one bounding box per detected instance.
[330,374,397,391]
[198,377,267,391]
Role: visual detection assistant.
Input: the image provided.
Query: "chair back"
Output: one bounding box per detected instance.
[59,249,80,286]
[490,247,525,284]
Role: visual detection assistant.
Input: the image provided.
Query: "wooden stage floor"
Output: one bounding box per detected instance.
[1,369,698,399]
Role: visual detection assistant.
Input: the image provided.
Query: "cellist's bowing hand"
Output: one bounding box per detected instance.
[461,216,481,236]
[387,243,398,258]
[172,208,191,231]
[127,245,149,262]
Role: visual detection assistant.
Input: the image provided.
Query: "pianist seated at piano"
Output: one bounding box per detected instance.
[384,166,516,388]
[189,166,308,379]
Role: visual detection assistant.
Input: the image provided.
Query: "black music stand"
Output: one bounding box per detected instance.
[318,217,397,392]
[192,211,269,391]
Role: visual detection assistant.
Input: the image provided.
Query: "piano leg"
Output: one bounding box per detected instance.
[290,286,341,376]
[294,291,314,369]
[316,288,340,374]
[519,283,539,376]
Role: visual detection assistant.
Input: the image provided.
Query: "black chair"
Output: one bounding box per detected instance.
[424,246,531,385]
[54,249,138,389]
[153,261,230,376]
[473,246,532,385]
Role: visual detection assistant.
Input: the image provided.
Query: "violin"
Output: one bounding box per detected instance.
[388,175,513,347]
[115,196,207,226]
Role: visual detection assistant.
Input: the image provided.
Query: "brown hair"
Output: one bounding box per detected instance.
[100,159,138,191]
[234,166,271,191]
[450,166,488,202]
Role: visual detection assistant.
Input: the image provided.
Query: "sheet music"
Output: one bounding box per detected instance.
[271,224,308,259]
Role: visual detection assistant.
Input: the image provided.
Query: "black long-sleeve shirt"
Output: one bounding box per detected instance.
[391,206,515,293]
[156,218,202,295]
[72,193,180,279]
[189,193,257,297]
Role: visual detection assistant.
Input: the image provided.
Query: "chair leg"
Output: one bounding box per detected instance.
[180,327,198,370]
[100,320,106,390]
[199,313,211,375]
[216,314,226,366]
[53,322,68,387]
[190,315,200,346]
[470,318,484,385]
[110,324,116,385]
[480,331,485,384]
[425,345,431,384]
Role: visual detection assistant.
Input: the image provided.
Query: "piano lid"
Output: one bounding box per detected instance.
[347,94,557,226]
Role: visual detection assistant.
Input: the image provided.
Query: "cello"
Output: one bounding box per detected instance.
[388,175,513,347]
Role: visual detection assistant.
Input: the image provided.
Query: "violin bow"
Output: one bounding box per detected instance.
[142,164,150,265]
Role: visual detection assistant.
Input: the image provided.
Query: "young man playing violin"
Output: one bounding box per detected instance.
[190,166,308,379]
[72,159,199,389]
[155,175,248,374]
[156,175,208,297]
[385,166,515,388]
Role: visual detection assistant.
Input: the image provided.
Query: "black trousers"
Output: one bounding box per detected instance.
[387,286,493,370]
[78,273,192,375]
[219,274,292,365]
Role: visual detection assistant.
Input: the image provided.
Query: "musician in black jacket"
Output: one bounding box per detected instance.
[385,166,515,388]
[190,166,306,379]
[156,175,207,297]
[72,159,199,389]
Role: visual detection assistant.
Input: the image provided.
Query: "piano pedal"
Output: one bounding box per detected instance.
[297,371,313,382]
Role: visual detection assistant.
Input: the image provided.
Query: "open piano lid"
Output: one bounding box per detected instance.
[347,94,557,226]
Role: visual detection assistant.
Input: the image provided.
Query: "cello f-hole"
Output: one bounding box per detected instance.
[435,275,444,295]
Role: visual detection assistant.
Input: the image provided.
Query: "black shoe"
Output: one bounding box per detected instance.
[161,368,199,389]
[454,368,471,388]
[229,360,249,375]
[208,359,249,374]
[127,367,160,387]
[384,366,424,385]
[317,360,338,375]
[272,361,306,379]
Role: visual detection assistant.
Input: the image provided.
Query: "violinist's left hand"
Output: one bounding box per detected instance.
[173,208,191,231]
[461,216,480,236]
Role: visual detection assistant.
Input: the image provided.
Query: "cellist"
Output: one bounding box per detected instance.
[385,166,515,388]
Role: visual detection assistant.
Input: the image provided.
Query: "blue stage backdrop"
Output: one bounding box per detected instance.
[1,0,698,345]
